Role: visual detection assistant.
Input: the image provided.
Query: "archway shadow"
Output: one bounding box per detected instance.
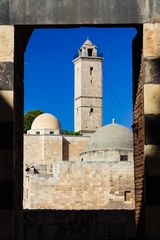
[23,209,136,240]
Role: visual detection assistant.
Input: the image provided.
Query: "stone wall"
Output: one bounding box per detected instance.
[24,161,134,210]
[81,149,133,162]
[63,136,89,161]
[24,135,89,165]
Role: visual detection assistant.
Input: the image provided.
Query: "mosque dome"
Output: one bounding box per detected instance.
[88,121,133,151]
[31,113,60,130]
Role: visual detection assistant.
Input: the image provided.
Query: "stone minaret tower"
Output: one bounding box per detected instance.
[73,38,103,134]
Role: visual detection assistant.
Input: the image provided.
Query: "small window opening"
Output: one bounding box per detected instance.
[50,131,54,135]
[120,155,128,161]
[81,158,83,162]
[89,108,93,116]
[124,191,131,202]
[88,49,93,56]
[36,131,40,135]
[90,67,93,75]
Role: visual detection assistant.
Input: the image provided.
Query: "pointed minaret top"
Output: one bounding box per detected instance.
[83,38,93,46]
[112,118,115,124]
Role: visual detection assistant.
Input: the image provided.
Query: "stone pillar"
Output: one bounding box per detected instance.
[144,23,160,239]
[132,26,145,238]
[0,26,16,239]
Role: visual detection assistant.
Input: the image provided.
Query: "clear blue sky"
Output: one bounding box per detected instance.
[24,27,137,131]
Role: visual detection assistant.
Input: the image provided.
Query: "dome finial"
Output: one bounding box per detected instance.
[112,118,115,124]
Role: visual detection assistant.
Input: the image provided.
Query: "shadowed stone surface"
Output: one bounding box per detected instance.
[0,180,14,209]
[0,0,9,24]
[0,122,14,149]
[145,115,160,145]
[0,0,144,24]
[146,176,160,205]
[24,209,136,240]
[0,0,158,25]
[144,0,160,22]
[144,58,160,84]
[0,62,13,90]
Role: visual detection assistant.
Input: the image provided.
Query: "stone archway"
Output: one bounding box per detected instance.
[0,1,160,239]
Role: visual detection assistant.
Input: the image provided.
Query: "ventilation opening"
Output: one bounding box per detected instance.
[120,155,128,161]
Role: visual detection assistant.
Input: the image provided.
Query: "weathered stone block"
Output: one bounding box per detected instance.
[9,0,142,25]
[144,58,160,84]
[144,23,160,58]
[0,91,13,120]
[0,1,9,24]
[0,63,13,90]
[144,84,160,114]
[0,26,14,62]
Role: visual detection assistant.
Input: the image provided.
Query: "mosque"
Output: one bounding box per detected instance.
[23,39,134,210]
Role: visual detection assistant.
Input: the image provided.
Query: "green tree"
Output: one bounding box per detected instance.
[24,110,43,133]
[63,130,81,136]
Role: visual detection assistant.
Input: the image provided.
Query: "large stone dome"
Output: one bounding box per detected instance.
[88,121,133,151]
[31,113,60,130]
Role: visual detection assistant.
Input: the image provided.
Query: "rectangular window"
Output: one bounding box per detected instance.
[120,155,128,161]
[88,49,93,56]
[36,131,40,135]
[90,67,93,76]
[50,131,54,135]
[124,191,131,201]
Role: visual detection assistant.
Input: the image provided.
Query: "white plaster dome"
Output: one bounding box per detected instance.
[31,113,60,130]
[88,122,133,151]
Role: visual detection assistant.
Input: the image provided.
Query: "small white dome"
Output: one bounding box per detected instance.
[88,122,133,151]
[31,113,60,130]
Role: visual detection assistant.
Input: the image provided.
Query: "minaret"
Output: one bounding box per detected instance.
[73,38,103,134]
